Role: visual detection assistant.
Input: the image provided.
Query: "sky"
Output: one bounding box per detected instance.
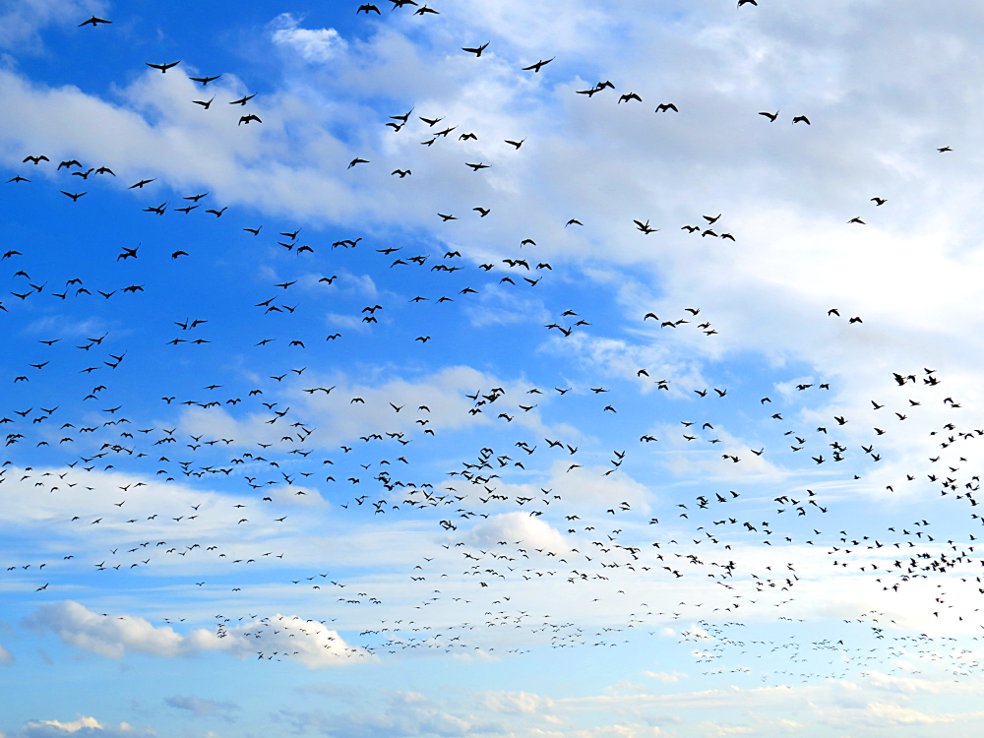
[3,0,984,736]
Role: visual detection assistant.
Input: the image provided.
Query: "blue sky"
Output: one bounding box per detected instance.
[3,1,984,736]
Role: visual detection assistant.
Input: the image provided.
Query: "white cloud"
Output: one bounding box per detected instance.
[270,13,346,64]
[0,0,106,51]
[0,642,13,666]
[165,695,240,719]
[15,716,146,738]
[642,671,687,684]
[21,600,365,668]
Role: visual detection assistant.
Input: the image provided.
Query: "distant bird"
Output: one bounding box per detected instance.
[871,197,887,206]
[22,155,49,164]
[348,158,369,168]
[759,110,779,121]
[357,3,381,13]
[189,75,221,86]
[618,92,642,104]
[938,146,952,153]
[79,16,112,27]
[239,114,262,125]
[193,97,215,109]
[505,139,526,149]
[655,103,678,113]
[792,115,811,125]
[229,93,256,106]
[848,217,865,225]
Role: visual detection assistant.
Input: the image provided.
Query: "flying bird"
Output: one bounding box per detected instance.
[146,61,181,73]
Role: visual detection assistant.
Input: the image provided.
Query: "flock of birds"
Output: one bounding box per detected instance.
[1,5,982,686]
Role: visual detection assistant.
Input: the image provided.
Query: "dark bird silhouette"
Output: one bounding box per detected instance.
[146,61,181,73]
[523,58,555,72]
[462,42,489,56]
[758,110,778,121]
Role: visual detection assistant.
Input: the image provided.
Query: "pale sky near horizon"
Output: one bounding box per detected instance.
[3,1,984,737]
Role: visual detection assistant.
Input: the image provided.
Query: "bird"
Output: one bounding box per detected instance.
[348,158,369,168]
[655,103,678,113]
[462,42,489,56]
[758,110,779,121]
[522,58,555,73]
[239,114,262,125]
[79,16,112,27]
[189,75,221,85]
[229,93,257,106]
[146,61,181,73]
[792,115,811,125]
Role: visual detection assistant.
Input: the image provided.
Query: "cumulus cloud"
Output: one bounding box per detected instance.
[466,511,567,552]
[14,715,148,738]
[270,13,346,63]
[0,641,14,666]
[21,601,364,668]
